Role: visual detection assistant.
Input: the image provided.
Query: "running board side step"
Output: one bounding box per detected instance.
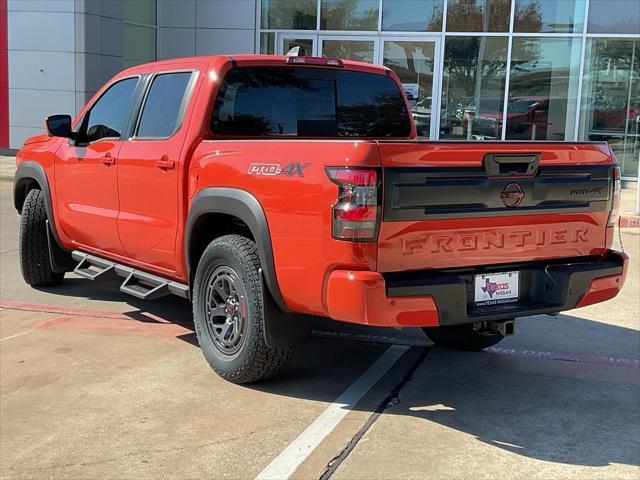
[71,251,190,300]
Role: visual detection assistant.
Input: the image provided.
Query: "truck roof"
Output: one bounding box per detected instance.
[119,54,391,77]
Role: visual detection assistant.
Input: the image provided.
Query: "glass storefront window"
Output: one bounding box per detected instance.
[580,39,640,178]
[321,39,375,63]
[282,37,315,56]
[445,0,510,33]
[514,0,583,33]
[123,24,156,68]
[320,0,379,30]
[382,0,444,32]
[587,0,640,35]
[440,37,508,140]
[383,40,437,137]
[124,0,156,25]
[261,0,318,30]
[260,33,276,54]
[506,38,581,141]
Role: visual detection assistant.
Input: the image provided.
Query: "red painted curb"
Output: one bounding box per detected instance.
[0,300,175,324]
[33,315,191,338]
[620,215,640,229]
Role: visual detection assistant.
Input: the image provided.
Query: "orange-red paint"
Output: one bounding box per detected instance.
[15,54,627,327]
[576,253,629,308]
[326,270,439,327]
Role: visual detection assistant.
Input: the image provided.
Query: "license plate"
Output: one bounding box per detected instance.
[474,271,519,305]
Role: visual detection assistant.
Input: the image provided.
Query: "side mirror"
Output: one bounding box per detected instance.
[45,114,73,138]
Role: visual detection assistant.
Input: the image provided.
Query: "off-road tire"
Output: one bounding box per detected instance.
[192,234,294,384]
[19,189,64,287]
[422,323,504,351]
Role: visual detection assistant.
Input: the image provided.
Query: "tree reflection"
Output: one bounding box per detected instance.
[427,1,544,138]
[320,0,379,30]
[338,91,411,137]
[261,0,317,29]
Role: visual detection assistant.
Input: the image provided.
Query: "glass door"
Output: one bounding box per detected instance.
[276,33,317,56]
[319,36,378,65]
[381,38,440,139]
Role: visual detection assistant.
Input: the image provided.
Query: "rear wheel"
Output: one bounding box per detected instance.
[192,234,294,384]
[19,189,64,287]
[422,322,505,351]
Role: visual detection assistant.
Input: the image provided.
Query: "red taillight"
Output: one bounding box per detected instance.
[608,165,621,227]
[285,56,344,67]
[326,167,380,241]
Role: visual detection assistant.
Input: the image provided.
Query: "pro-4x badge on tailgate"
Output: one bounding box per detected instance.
[248,162,310,177]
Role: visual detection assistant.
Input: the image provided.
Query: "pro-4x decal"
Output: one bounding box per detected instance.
[248,162,310,177]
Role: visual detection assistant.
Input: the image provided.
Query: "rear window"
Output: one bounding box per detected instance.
[211,67,411,138]
[137,72,192,138]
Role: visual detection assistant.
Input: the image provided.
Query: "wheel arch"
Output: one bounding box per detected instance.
[14,161,62,246]
[185,187,290,313]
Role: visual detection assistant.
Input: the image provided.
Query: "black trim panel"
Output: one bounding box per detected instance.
[384,252,625,325]
[383,165,613,221]
[185,187,289,313]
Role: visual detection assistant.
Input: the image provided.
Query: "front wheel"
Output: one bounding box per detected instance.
[19,189,64,287]
[422,322,505,351]
[192,234,294,384]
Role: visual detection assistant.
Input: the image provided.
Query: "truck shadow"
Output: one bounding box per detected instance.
[38,279,640,469]
[260,314,640,469]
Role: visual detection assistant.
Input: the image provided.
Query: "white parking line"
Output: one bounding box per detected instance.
[256,345,409,480]
[0,329,33,342]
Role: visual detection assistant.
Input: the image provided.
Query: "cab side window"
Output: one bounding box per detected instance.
[136,72,192,138]
[83,77,139,143]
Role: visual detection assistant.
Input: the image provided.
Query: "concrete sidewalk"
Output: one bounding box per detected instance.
[0,156,16,182]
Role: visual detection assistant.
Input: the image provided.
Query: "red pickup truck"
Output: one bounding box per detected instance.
[13,54,628,383]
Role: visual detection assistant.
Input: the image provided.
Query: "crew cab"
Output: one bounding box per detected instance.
[13,54,628,383]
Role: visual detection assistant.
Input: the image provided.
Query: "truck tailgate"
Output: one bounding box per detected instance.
[377,142,615,272]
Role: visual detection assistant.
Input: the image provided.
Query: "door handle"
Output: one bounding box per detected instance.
[101,154,115,166]
[155,155,175,170]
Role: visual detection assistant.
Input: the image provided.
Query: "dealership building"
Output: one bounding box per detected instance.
[1,0,638,178]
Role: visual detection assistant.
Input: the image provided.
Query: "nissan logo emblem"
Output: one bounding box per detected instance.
[501,183,525,208]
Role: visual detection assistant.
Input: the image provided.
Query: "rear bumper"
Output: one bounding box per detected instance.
[325,251,628,327]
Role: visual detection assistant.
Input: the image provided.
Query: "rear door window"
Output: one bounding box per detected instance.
[137,72,193,138]
[211,67,410,138]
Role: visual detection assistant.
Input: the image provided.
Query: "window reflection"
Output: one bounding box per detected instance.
[514,0,583,33]
[382,0,444,32]
[445,0,510,32]
[260,33,276,54]
[322,40,375,63]
[588,0,640,35]
[261,0,318,29]
[440,37,508,140]
[320,0,379,30]
[283,38,314,56]
[580,39,640,177]
[384,41,436,137]
[211,68,411,137]
[506,38,581,141]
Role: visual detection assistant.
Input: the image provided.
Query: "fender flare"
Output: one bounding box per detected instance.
[185,187,290,313]
[14,161,62,246]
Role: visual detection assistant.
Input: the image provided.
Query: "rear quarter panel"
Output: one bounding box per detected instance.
[190,140,380,315]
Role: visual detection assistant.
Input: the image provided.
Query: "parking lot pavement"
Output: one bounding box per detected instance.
[1,181,639,479]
